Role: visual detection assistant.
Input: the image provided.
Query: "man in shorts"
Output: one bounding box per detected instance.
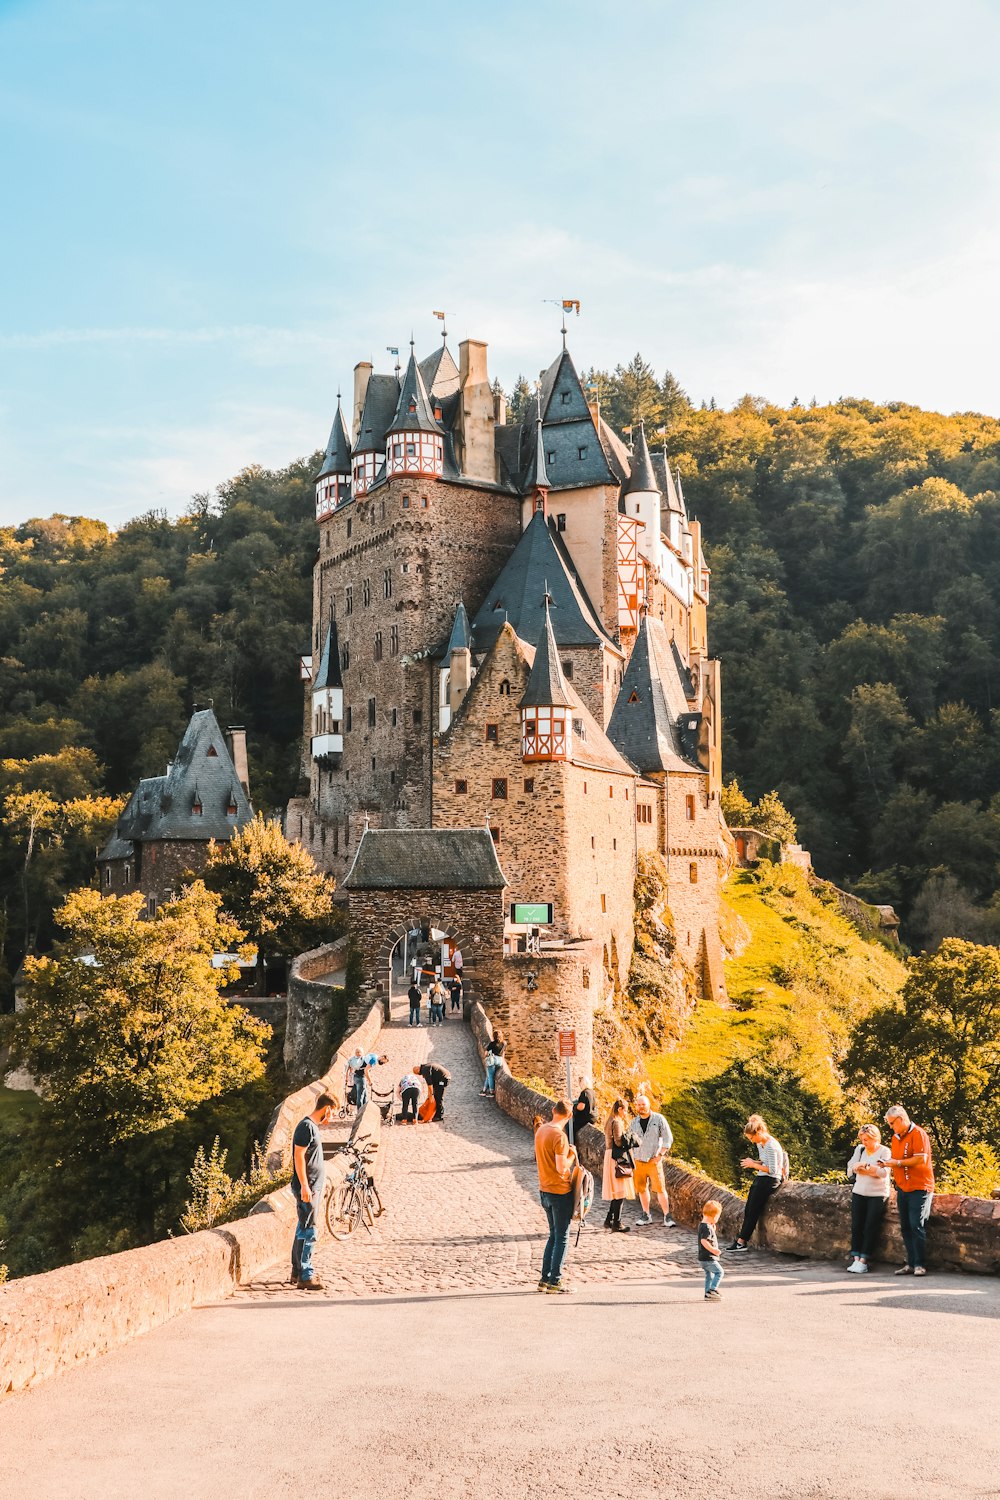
[629,1095,676,1227]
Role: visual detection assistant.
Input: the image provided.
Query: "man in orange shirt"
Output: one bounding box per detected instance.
[534,1100,578,1295]
[885,1105,934,1277]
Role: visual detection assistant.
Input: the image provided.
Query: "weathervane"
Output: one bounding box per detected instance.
[543,298,580,348]
[433,309,447,344]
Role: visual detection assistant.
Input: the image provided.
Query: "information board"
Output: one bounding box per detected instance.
[558,1030,577,1059]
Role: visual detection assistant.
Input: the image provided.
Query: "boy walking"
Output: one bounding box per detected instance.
[698,1199,724,1301]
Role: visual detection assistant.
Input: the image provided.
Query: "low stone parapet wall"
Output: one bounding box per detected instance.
[479,1027,1000,1277]
[0,1101,381,1399]
[284,936,351,1086]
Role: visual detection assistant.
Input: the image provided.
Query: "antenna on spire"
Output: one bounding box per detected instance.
[543,298,580,349]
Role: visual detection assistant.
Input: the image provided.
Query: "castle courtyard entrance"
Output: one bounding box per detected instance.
[342,827,507,1017]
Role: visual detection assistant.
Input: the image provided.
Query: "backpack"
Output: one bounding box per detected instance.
[572,1164,595,1244]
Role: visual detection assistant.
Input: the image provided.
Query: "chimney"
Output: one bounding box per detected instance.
[352,361,373,443]
[225,726,251,801]
[457,339,495,483]
[493,385,507,426]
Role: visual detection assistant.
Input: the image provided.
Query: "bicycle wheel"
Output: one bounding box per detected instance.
[327,1180,359,1240]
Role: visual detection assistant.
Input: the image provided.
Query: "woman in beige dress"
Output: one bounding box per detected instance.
[602,1098,635,1232]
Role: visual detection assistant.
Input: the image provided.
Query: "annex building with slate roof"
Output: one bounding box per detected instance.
[288,323,730,1086]
[99,710,253,911]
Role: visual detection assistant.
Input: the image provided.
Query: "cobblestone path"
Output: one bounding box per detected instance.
[241,1004,728,1300]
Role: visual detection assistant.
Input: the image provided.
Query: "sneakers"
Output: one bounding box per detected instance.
[536,1279,548,1292]
[894,1265,914,1276]
[913,1266,928,1277]
[544,1280,573,1294]
[611,1222,631,1233]
[662,1216,677,1228]
[847,1258,869,1274]
[635,1212,654,1226]
[298,1277,326,1292]
[724,1241,750,1253]
[704,1290,722,1301]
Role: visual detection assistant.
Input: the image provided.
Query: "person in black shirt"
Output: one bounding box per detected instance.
[416,1062,451,1121]
[407,981,422,1027]
[448,976,463,1014]
[569,1087,596,1143]
[290,1092,335,1290]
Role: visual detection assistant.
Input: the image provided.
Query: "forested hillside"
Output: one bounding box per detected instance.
[3,367,1000,996]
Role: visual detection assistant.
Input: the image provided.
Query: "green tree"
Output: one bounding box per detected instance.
[844,683,913,813]
[6,883,268,1149]
[720,778,754,827]
[845,939,1000,1162]
[205,815,338,991]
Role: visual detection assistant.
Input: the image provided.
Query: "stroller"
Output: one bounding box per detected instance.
[371,1086,396,1129]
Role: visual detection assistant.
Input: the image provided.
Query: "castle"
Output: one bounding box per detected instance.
[288,325,730,1087]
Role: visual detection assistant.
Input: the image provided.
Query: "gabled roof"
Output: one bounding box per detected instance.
[314,618,343,691]
[626,424,660,496]
[100,709,254,854]
[387,351,442,435]
[607,615,701,775]
[445,600,471,656]
[470,510,613,655]
[343,827,507,890]
[316,400,352,480]
[419,343,460,399]
[354,374,400,454]
[520,601,573,709]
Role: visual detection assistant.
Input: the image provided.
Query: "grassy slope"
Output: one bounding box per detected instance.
[0,1086,39,1127]
[646,865,906,1184]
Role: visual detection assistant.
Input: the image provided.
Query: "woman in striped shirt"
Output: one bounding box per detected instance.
[725,1114,786,1253]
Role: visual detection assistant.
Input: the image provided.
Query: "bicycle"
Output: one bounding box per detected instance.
[325,1137,383,1240]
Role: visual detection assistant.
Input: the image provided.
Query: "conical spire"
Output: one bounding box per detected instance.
[520,599,573,709]
[531,395,550,492]
[625,423,659,496]
[317,396,352,480]
[387,350,441,434]
[314,616,343,690]
[445,600,471,656]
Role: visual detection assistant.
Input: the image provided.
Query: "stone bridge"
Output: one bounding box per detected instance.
[3,997,1000,1499]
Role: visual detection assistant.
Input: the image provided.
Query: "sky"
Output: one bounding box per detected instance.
[1,0,999,527]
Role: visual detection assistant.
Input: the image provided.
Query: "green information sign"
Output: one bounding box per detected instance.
[510,902,553,925]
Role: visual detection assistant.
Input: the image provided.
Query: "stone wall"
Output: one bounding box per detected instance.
[345,885,505,1013]
[486,1048,1000,1276]
[501,945,603,1092]
[266,999,382,1171]
[283,937,351,1088]
[0,1101,381,1399]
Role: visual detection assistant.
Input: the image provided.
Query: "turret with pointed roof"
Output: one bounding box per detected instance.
[606,613,701,776]
[315,397,352,520]
[623,423,662,569]
[385,348,445,478]
[521,600,574,762]
[471,509,612,656]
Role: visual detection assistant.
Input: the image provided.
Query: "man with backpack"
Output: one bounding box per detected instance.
[534,1099,579,1294]
[416,1061,451,1121]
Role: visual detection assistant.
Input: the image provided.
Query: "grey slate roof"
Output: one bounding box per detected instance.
[419,344,460,399]
[519,602,573,709]
[525,409,550,492]
[342,828,507,890]
[626,424,660,496]
[99,709,254,855]
[387,351,443,435]
[314,618,343,690]
[606,615,702,775]
[316,400,352,480]
[354,374,400,454]
[445,600,471,656]
[470,510,612,655]
[652,451,685,516]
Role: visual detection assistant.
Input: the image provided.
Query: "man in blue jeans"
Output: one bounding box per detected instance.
[290,1093,335,1290]
[534,1099,578,1294]
[886,1105,935,1276]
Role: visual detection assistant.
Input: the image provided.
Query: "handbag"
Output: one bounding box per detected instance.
[614,1159,634,1179]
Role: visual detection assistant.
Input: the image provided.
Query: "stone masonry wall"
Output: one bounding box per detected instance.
[663,771,726,998]
[283,936,350,1088]
[346,885,505,1013]
[501,943,604,1092]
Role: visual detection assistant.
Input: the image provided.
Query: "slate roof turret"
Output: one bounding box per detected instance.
[387,350,443,435]
[316,399,352,481]
[606,614,702,775]
[314,617,343,691]
[519,600,574,709]
[353,374,400,454]
[445,600,471,656]
[625,424,660,496]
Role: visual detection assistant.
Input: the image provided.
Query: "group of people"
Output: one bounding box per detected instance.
[407,974,464,1027]
[533,1097,939,1301]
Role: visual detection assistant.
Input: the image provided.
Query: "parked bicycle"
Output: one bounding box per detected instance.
[326,1136,383,1240]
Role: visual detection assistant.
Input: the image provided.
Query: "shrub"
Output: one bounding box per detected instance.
[180,1136,288,1233]
[937,1142,1000,1199]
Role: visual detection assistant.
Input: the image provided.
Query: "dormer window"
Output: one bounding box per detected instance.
[206,745,218,757]
[578,446,587,460]
[192,797,203,816]
[546,451,555,465]
[408,400,416,414]
[227,797,238,816]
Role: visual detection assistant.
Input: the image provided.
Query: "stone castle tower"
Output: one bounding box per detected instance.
[288,325,730,1085]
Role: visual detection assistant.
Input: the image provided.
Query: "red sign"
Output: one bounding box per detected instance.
[558,1030,576,1059]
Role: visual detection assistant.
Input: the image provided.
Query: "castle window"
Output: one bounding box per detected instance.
[147,896,156,916]
[381,501,386,520]
[206,745,218,758]
[374,632,383,661]
[583,781,587,794]
[402,562,409,573]
[346,706,353,731]
[689,863,698,884]
[561,390,571,405]
[499,679,511,696]
[341,644,350,670]
[686,794,696,821]
[485,723,498,743]
[562,660,573,679]
[628,690,639,703]
[390,770,395,784]
[637,803,653,824]
[403,496,411,509]
[371,756,376,770]
[346,587,353,615]
[368,698,376,728]
[413,708,423,726]
[391,708,397,727]
[383,568,392,599]
[546,451,555,465]
[609,786,613,798]
[578,446,587,460]
[591,836,595,849]
[390,624,399,655]
[228,797,238,816]
[192,797,203,816]
[421,497,428,508]
[556,513,566,532]
[455,779,468,794]
[124,864,132,886]
[103,866,111,887]
[346,518,352,538]
[600,893,607,912]
[613,839,617,850]
[524,719,535,737]
[625,788,629,801]
[492,778,508,800]
[490,827,501,846]
[406,441,416,457]
[573,717,585,738]
[362,580,371,607]
[523,778,534,793]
